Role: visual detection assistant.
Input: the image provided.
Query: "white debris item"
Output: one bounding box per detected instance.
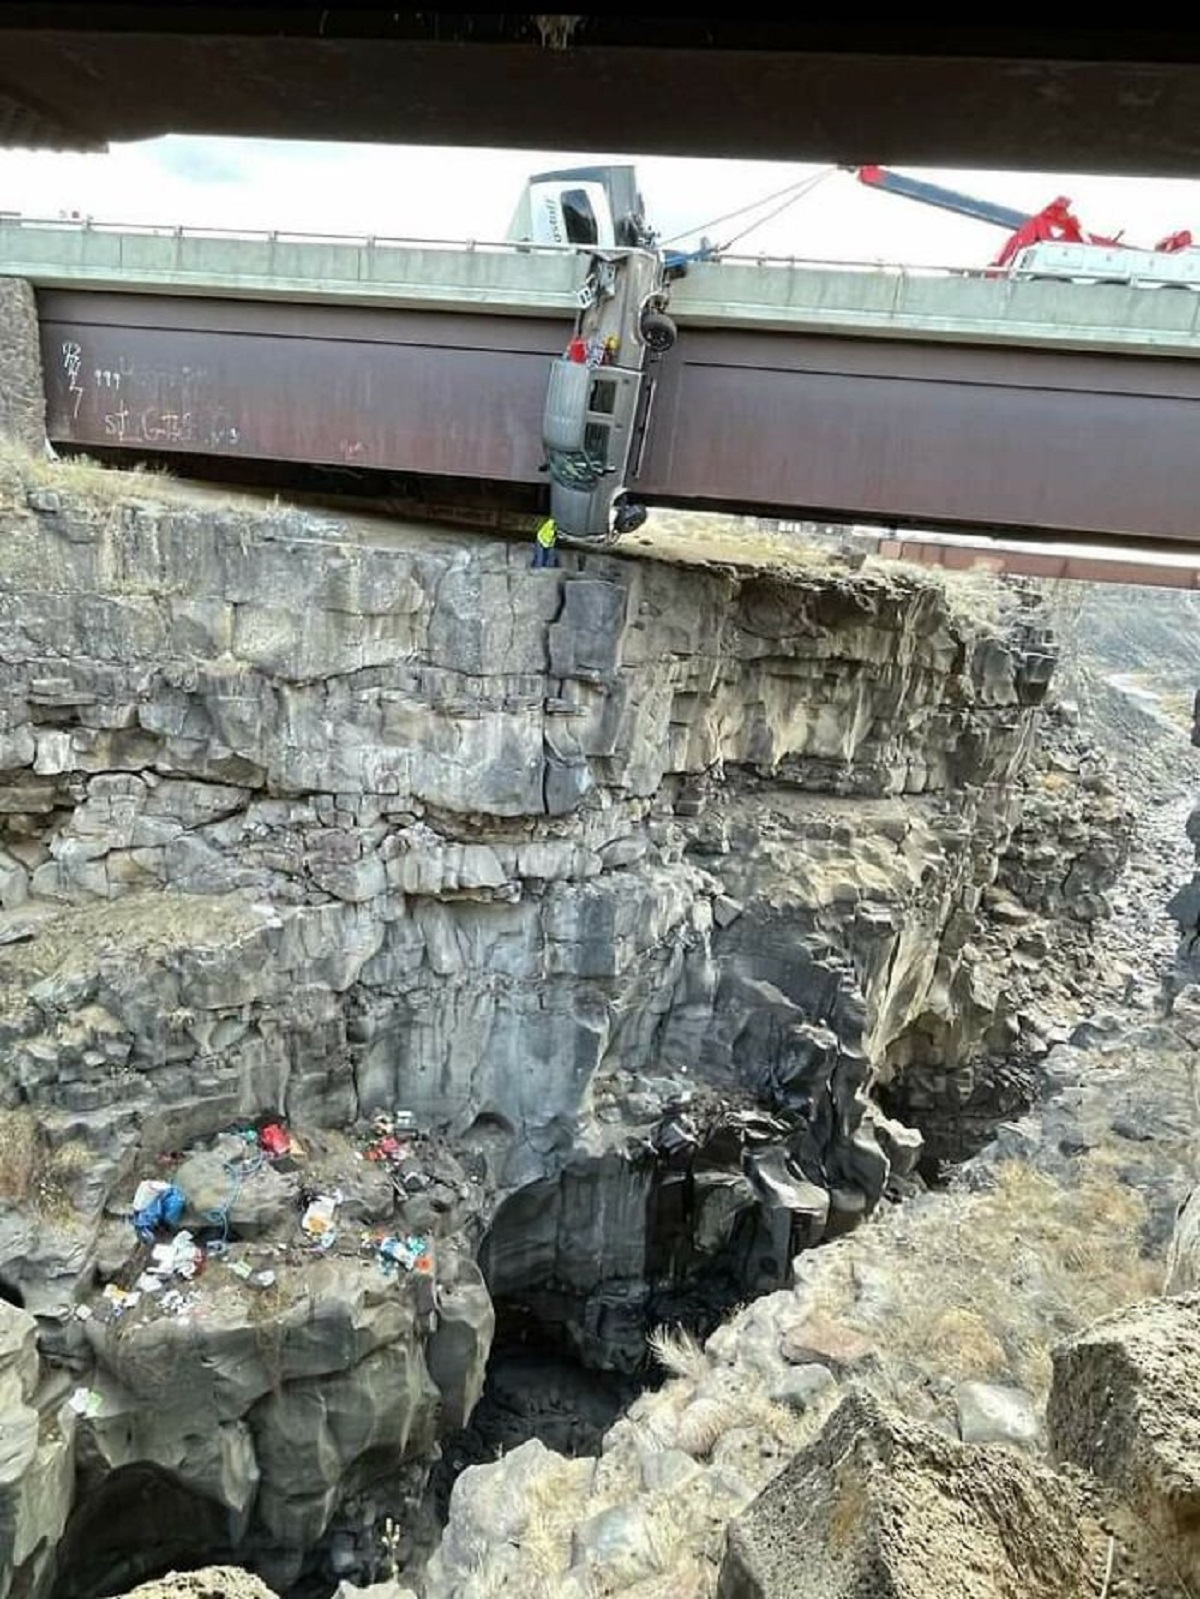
[302,1193,340,1241]
[68,1387,104,1419]
[132,1178,169,1212]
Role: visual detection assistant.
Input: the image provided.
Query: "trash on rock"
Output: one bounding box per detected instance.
[301,1191,341,1248]
[368,1232,435,1276]
[259,1121,304,1160]
[68,1387,103,1419]
[363,1110,417,1166]
[148,1230,203,1282]
[101,1285,141,1316]
[131,1180,187,1242]
[366,1134,407,1164]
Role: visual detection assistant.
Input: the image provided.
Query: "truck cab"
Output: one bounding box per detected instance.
[507,164,653,251]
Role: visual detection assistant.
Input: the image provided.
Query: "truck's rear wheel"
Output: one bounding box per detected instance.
[640,309,677,353]
[613,497,648,537]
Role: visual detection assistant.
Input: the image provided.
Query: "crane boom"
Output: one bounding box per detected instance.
[853,165,1030,232]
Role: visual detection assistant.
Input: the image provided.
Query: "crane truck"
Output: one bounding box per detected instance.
[852,165,1200,288]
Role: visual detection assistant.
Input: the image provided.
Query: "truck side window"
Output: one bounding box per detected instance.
[583,421,610,466]
[561,189,599,246]
[589,378,617,415]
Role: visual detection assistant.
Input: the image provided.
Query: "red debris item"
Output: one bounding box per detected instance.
[566,336,588,364]
[413,1253,434,1274]
[366,1136,404,1163]
[260,1123,291,1159]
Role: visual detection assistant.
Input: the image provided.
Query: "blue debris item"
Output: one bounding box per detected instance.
[132,1183,187,1243]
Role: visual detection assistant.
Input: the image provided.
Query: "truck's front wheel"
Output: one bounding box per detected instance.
[640,309,677,353]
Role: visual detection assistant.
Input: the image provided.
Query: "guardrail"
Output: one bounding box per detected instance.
[0,213,983,282]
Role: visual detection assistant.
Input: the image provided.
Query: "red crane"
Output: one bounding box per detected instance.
[851,165,1192,268]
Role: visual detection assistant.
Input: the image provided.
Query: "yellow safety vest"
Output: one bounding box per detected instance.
[536,517,557,548]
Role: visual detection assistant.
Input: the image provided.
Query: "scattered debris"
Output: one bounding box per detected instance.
[363,1111,418,1170]
[131,1180,186,1243]
[149,1230,203,1282]
[368,1232,435,1277]
[257,1121,304,1160]
[301,1191,342,1249]
[101,1285,140,1317]
[68,1387,103,1419]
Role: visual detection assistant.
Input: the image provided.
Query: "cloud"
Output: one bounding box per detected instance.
[148,135,244,185]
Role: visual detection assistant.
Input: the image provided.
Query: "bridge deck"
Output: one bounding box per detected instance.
[7,216,1200,356]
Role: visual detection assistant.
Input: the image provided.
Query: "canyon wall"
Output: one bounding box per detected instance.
[0,448,1096,1595]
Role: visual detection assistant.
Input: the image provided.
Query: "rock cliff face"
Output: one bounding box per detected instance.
[0,450,1088,1594]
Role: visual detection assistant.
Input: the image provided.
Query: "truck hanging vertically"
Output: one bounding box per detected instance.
[509,166,679,543]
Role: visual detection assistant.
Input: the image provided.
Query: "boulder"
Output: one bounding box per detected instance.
[0,1301,75,1599]
[571,1502,659,1587]
[1048,1293,1200,1591]
[778,1311,876,1374]
[719,1391,1088,1599]
[425,1439,594,1592]
[117,1572,278,1599]
[174,1138,301,1239]
[955,1382,1039,1449]
[770,1363,837,1412]
[335,1585,417,1599]
[1166,1186,1200,1293]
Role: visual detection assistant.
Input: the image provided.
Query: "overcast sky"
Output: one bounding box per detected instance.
[6,136,1200,268]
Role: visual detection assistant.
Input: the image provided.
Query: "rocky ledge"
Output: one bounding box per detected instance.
[0,449,1131,1597]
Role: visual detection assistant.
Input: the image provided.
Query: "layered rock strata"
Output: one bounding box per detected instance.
[0,451,1085,1593]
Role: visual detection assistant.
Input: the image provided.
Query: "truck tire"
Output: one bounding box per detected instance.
[640,309,677,353]
[613,497,648,537]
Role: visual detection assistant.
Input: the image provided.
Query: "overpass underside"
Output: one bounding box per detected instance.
[6,20,1200,176]
[38,289,1200,551]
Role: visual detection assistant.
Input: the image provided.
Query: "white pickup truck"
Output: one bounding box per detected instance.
[510,167,680,543]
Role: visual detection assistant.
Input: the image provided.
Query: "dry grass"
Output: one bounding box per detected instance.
[0,1109,37,1202]
[1041,769,1074,794]
[923,1306,1009,1379]
[630,509,840,575]
[0,438,172,509]
[0,1108,89,1216]
[821,1154,1161,1400]
[674,1395,743,1459]
[518,1455,599,1581]
[647,1324,708,1383]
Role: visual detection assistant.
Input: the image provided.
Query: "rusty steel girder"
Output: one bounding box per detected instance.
[38,288,1200,548]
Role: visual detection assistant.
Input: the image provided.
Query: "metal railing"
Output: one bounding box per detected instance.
[0,212,985,281]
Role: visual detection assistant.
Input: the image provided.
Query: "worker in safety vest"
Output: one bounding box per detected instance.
[532,514,560,569]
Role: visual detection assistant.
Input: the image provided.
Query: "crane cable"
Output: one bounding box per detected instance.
[661,166,837,253]
[720,168,836,251]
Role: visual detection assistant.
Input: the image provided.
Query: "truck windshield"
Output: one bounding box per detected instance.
[547,446,603,489]
[561,189,599,246]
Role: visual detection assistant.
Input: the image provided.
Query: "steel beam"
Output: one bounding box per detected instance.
[38,288,1200,549]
